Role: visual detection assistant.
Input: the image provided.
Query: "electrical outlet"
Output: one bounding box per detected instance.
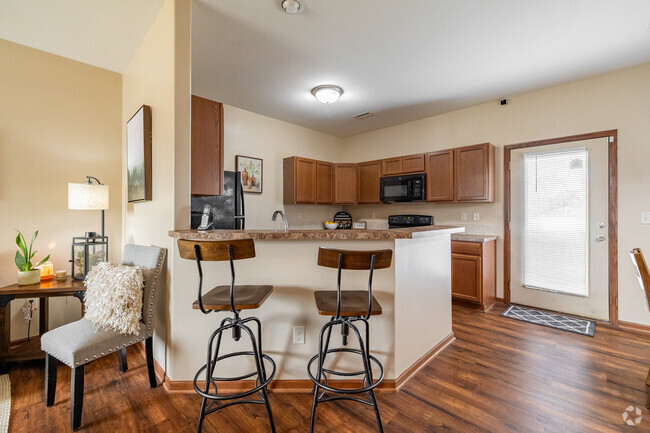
[293,326,305,344]
[460,212,467,221]
[473,212,480,221]
[642,212,650,224]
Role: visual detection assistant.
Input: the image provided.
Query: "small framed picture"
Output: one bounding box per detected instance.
[236,155,263,194]
[126,105,152,202]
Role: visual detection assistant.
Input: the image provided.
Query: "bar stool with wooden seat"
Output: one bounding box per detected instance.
[178,239,276,433]
[307,247,393,433]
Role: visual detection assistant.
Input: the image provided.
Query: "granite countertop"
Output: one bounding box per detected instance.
[169,225,464,241]
[451,233,498,243]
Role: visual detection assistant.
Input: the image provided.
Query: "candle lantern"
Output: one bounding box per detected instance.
[71,232,108,280]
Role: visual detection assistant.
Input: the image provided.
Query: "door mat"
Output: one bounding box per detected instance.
[0,374,10,433]
[501,305,596,337]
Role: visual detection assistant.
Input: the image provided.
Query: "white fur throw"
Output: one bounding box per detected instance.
[84,262,144,335]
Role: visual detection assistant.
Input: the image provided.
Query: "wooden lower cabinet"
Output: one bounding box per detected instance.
[451,239,496,311]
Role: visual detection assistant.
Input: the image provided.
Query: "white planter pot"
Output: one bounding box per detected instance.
[17,270,41,286]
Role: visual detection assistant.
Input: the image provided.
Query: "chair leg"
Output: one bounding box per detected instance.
[45,353,57,407]
[71,365,85,431]
[145,337,157,388]
[350,321,384,433]
[240,322,276,433]
[646,367,650,409]
[310,321,334,433]
[118,347,128,373]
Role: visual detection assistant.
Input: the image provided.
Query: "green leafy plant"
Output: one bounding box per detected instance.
[14,230,50,272]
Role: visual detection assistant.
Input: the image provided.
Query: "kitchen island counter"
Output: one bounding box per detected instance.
[166,225,462,392]
[169,225,462,241]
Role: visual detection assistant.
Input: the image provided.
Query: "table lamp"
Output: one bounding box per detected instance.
[68,176,109,279]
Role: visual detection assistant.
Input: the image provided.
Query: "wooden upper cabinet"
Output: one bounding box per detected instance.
[283,157,317,204]
[454,143,495,202]
[381,154,425,176]
[316,161,334,204]
[191,95,224,196]
[426,149,454,201]
[402,154,425,173]
[381,157,403,176]
[357,161,381,204]
[334,163,358,205]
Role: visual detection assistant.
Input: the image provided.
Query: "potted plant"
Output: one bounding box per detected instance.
[15,230,50,285]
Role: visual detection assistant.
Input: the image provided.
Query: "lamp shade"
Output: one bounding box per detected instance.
[68,183,109,210]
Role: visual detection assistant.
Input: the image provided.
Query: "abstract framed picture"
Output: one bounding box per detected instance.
[127,105,152,202]
[236,155,263,193]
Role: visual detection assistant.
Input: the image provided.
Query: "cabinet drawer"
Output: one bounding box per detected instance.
[451,241,482,256]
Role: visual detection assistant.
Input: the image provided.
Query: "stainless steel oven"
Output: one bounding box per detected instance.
[379,173,426,202]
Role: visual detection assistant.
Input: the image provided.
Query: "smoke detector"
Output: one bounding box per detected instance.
[281,0,303,14]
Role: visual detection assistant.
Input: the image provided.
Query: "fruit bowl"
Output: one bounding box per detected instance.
[324,222,338,230]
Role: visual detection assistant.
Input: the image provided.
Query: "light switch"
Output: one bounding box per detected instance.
[473,212,480,221]
[460,212,467,221]
[641,212,650,224]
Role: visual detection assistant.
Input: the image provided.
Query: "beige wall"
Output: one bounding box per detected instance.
[207,105,345,230]
[0,39,122,340]
[341,62,650,326]
[122,0,192,369]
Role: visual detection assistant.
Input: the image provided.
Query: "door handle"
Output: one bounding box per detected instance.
[595,235,606,242]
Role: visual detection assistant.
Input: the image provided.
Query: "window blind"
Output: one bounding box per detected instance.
[523,148,589,296]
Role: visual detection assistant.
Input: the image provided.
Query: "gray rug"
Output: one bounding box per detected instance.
[501,305,596,337]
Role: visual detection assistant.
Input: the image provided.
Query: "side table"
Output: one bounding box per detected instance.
[0,277,86,373]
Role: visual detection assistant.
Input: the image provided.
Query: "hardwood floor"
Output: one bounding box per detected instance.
[10,305,650,432]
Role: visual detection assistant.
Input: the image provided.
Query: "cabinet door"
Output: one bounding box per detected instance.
[357,161,381,204]
[381,157,403,176]
[295,158,317,203]
[191,95,223,195]
[334,164,358,204]
[451,253,482,303]
[426,150,454,201]
[454,143,494,202]
[316,161,334,204]
[402,154,425,173]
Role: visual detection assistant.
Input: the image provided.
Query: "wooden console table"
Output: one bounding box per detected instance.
[0,277,86,373]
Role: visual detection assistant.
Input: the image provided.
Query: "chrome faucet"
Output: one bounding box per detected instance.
[272,210,289,232]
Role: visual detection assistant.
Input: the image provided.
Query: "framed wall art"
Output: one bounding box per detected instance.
[126,105,152,202]
[236,155,263,194]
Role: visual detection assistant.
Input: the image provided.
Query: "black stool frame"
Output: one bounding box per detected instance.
[192,244,276,433]
[308,252,385,433]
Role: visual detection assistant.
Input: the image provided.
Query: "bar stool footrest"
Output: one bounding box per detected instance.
[193,351,276,401]
[307,347,384,395]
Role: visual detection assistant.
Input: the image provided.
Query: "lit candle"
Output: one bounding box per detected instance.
[55,270,67,281]
[37,262,54,280]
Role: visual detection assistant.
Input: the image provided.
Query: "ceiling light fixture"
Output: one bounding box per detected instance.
[311,85,344,104]
[281,0,303,14]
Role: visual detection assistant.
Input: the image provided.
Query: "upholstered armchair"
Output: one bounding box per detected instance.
[41,244,167,431]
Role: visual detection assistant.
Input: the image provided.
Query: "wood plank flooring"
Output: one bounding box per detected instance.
[9,305,650,432]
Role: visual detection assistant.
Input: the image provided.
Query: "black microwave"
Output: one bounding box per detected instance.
[380,173,426,202]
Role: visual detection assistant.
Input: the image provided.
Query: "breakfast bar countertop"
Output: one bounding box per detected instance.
[169,225,464,241]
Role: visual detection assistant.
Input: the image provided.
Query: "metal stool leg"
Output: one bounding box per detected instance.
[350,321,384,433]
[245,317,276,433]
[198,318,229,433]
[309,319,335,433]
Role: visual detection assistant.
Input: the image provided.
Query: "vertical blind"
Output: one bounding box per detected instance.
[523,148,589,296]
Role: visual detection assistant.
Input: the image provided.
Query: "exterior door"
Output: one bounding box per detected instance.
[510,138,609,320]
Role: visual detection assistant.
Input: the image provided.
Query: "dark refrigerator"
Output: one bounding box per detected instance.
[191,171,245,230]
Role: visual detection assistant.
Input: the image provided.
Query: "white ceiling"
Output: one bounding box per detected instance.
[192,0,650,137]
[0,0,165,72]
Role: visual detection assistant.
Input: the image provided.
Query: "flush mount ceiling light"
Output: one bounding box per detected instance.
[311,85,344,104]
[281,0,303,14]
